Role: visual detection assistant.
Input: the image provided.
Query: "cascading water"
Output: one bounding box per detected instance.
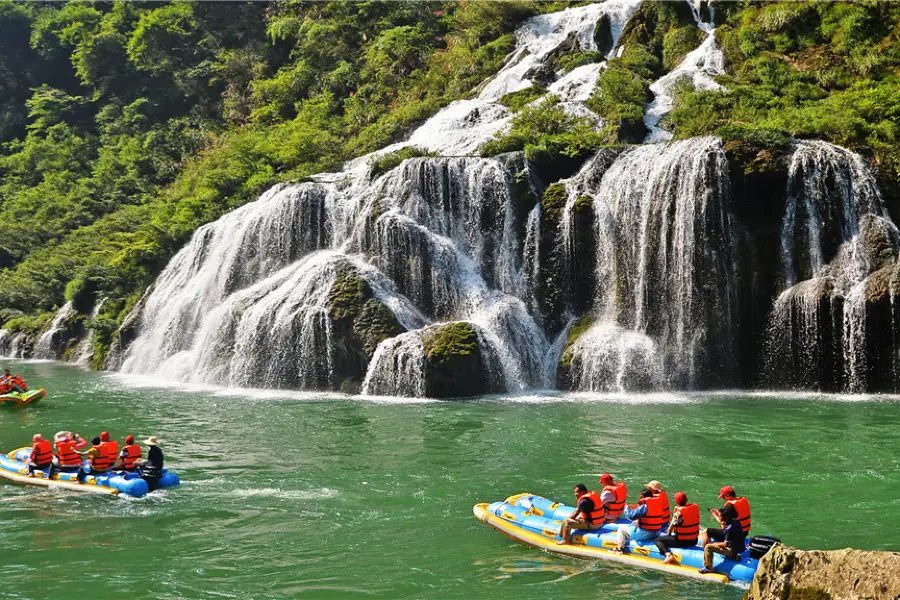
[643,0,725,143]
[73,298,106,366]
[33,301,77,360]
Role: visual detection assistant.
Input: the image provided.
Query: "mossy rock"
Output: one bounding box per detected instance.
[559,316,595,368]
[421,322,498,398]
[540,182,568,219]
[662,25,706,71]
[556,51,606,73]
[497,85,547,112]
[594,14,613,56]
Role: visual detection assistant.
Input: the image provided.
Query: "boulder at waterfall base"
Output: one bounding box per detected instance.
[421,322,498,399]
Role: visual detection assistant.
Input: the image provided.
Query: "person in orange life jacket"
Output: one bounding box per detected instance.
[75,436,112,483]
[646,480,670,522]
[598,473,627,522]
[699,504,746,574]
[115,435,142,471]
[654,491,701,564]
[99,431,119,463]
[699,485,752,546]
[557,484,605,545]
[2,369,24,393]
[27,434,54,477]
[613,488,664,552]
[0,369,11,393]
[54,432,87,473]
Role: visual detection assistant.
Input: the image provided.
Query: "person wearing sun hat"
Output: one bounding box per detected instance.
[137,435,165,491]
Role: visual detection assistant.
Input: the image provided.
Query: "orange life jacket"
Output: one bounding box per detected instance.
[120,444,142,470]
[637,494,666,531]
[655,489,670,522]
[56,440,82,467]
[31,439,53,465]
[674,503,701,541]
[105,440,119,459]
[0,381,11,394]
[11,375,26,390]
[602,482,628,521]
[578,490,605,524]
[726,497,752,533]
[91,443,113,472]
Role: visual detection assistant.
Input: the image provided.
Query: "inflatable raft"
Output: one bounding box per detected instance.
[0,447,180,498]
[474,493,760,584]
[0,389,46,406]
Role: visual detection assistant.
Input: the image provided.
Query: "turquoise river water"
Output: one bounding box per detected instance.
[1,360,898,600]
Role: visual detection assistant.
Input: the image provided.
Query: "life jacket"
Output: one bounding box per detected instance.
[105,440,119,459]
[726,497,752,533]
[56,440,83,467]
[0,380,12,394]
[91,443,113,472]
[602,482,627,521]
[674,503,701,541]
[578,490,605,524]
[637,494,666,531]
[120,444,142,470]
[11,375,26,390]
[654,489,670,523]
[31,439,53,465]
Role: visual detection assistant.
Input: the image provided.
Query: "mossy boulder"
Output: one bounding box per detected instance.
[555,315,595,389]
[662,25,706,71]
[327,265,405,392]
[594,14,613,56]
[421,322,502,398]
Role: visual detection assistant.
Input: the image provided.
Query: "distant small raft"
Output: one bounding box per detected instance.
[0,447,180,498]
[0,389,46,406]
[474,493,760,584]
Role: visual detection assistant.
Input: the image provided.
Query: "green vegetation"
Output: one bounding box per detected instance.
[423,321,479,364]
[368,146,438,179]
[559,315,594,368]
[0,0,538,339]
[497,85,547,112]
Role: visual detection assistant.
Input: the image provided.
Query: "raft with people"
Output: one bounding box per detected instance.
[0,432,179,498]
[0,370,45,405]
[474,478,778,584]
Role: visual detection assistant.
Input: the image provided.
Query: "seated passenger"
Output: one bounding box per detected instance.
[647,480,670,523]
[100,431,119,462]
[55,433,85,473]
[557,483,604,545]
[598,473,627,523]
[0,370,12,394]
[10,374,26,393]
[137,436,164,491]
[699,504,746,574]
[614,488,665,553]
[654,492,700,564]
[27,434,54,478]
[76,436,113,483]
[700,485,752,546]
[116,435,142,472]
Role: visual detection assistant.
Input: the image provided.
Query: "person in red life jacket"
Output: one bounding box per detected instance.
[700,485,752,546]
[54,432,86,473]
[99,431,119,463]
[0,369,12,394]
[647,480,670,523]
[10,374,26,392]
[557,483,605,545]
[115,435,142,471]
[699,504,747,574]
[654,491,701,564]
[75,436,113,483]
[598,473,627,523]
[614,488,664,553]
[27,434,54,478]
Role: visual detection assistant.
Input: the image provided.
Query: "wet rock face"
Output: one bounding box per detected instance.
[744,545,900,600]
[421,322,500,399]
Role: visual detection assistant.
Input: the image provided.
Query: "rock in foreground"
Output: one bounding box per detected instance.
[745,545,900,600]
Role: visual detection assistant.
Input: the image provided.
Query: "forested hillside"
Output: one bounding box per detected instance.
[1,0,899,372]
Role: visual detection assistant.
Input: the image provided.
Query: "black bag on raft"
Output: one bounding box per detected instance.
[748,535,781,559]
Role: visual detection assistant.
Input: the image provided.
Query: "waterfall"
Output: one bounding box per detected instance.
[766,142,898,391]
[643,0,725,143]
[0,329,9,357]
[33,301,77,359]
[73,299,106,366]
[560,137,737,388]
[565,323,663,392]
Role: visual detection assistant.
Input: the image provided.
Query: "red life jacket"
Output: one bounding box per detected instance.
[91,443,113,472]
[602,482,627,521]
[120,444,142,470]
[0,381,11,394]
[726,497,752,533]
[674,503,701,541]
[31,440,53,465]
[56,440,82,467]
[11,376,26,390]
[105,440,119,459]
[637,494,666,531]
[578,490,605,524]
[655,489,670,523]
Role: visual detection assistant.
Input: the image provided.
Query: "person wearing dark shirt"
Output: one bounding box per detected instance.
[138,436,165,491]
[557,483,604,545]
[699,505,746,574]
[655,491,701,564]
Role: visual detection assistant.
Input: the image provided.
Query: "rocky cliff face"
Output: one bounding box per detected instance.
[745,545,900,600]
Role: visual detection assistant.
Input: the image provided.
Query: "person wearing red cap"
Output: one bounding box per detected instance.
[99,431,119,467]
[115,435,142,471]
[699,485,752,546]
[654,491,700,564]
[598,473,627,522]
[27,433,54,478]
